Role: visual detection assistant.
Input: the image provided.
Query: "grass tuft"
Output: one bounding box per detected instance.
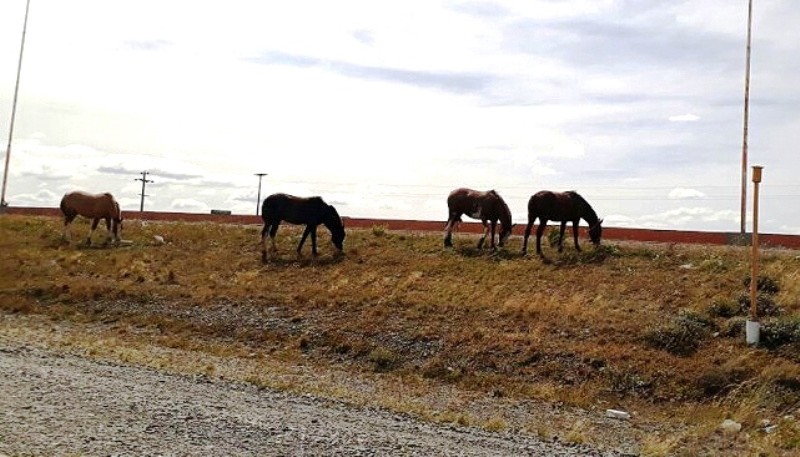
[643,311,714,356]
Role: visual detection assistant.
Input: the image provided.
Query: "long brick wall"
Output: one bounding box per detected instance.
[5,206,800,250]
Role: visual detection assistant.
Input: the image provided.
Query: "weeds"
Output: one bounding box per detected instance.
[760,317,800,349]
[643,311,714,356]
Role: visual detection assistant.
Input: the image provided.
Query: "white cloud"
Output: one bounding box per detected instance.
[10,189,60,206]
[170,198,210,213]
[668,188,706,199]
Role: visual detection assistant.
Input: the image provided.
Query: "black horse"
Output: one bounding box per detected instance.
[521,190,603,257]
[261,193,345,262]
[444,188,513,250]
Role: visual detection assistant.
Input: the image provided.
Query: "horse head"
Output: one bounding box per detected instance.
[498,223,515,247]
[589,218,603,245]
[111,202,123,242]
[324,205,346,251]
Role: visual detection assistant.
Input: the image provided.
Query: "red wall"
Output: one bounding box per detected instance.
[6,206,800,249]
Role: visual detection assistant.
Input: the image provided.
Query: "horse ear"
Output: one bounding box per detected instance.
[599,218,604,225]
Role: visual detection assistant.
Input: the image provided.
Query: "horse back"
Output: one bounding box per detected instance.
[61,191,119,220]
[262,193,330,225]
[447,188,484,213]
[528,190,582,221]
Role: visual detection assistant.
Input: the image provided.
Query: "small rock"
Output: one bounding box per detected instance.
[721,419,742,434]
[605,409,631,420]
[679,263,694,270]
[153,235,165,245]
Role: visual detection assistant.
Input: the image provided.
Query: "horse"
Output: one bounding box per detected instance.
[59,191,123,246]
[521,190,603,257]
[260,193,346,262]
[443,188,514,250]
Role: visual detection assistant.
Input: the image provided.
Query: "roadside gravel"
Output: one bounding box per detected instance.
[0,343,632,457]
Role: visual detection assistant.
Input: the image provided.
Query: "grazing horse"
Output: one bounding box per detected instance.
[443,188,513,250]
[521,190,603,257]
[59,191,123,246]
[261,193,346,262]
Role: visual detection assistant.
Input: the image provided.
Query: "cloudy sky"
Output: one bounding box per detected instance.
[1,0,798,233]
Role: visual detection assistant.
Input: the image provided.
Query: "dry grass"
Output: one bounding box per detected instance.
[2,214,800,454]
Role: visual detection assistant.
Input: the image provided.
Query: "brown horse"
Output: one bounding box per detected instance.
[444,188,513,250]
[521,190,602,257]
[261,193,346,262]
[60,191,123,246]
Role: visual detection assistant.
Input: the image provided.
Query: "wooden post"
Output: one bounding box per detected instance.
[740,0,754,237]
[749,166,763,337]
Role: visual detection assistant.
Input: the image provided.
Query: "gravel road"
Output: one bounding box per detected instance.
[0,343,631,457]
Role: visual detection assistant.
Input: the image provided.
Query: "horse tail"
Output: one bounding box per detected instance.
[59,194,76,219]
[59,195,68,215]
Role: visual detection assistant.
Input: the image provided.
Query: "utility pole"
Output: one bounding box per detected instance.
[255,173,267,215]
[1,0,32,211]
[740,0,754,236]
[135,171,153,212]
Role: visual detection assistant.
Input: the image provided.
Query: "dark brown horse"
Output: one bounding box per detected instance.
[60,191,123,246]
[522,190,602,257]
[261,193,346,262]
[444,188,513,250]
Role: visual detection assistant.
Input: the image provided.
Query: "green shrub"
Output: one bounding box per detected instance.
[760,317,800,349]
[743,275,780,294]
[708,298,741,318]
[371,225,388,237]
[737,293,781,317]
[695,366,751,397]
[643,311,714,356]
[368,346,399,372]
[547,226,560,247]
[720,317,746,338]
[580,243,618,263]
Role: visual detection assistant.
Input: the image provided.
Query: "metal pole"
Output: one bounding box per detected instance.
[740,0,754,236]
[255,173,267,215]
[1,0,32,209]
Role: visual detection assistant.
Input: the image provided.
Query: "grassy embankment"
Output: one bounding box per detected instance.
[1,215,799,455]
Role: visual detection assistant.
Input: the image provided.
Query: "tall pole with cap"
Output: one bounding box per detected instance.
[740,0,754,236]
[747,165,763,345]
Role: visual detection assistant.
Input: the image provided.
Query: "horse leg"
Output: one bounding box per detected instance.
[535,219,548,256]
[260,223,269,262]
[522,217,534,254]
[443,214,457,247]
[310,226,318,257]
[86,218,100,246]
[476,221,489,250]
[62,214,76,242]
[489,220,497,250]
[103,218,113,246]
[261,222,279,262]
[297,225,313,257]
[572,219,582,252]
[269,223,280,252]
[558,221,567,252]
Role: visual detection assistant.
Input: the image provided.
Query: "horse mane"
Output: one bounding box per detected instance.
[490,190,512,227]
[566,191,598,222]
